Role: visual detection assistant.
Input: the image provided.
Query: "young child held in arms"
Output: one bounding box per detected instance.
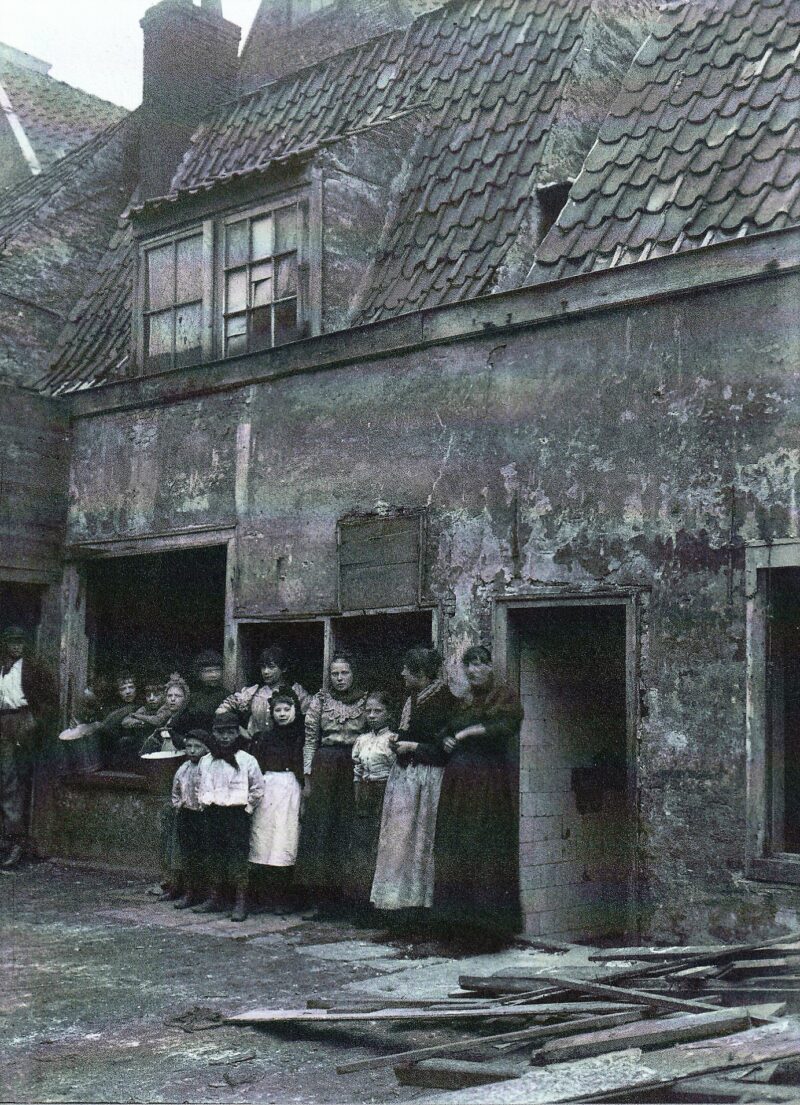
[171,730,210,910]
[196,711,263,922]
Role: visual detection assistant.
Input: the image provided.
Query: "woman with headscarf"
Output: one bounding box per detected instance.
[370,648,457,923]
[296,652,366,913]
[248,688,305,913]
[433,645,523,945]
[139,673,192,755]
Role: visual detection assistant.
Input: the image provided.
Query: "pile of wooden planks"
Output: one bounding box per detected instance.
[227,931,800,1103]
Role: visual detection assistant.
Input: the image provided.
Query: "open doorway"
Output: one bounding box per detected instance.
[763,567,800,853]
[238,620,326,700]
[0,582,44,639]
[85,545,227,685]
[508,601,634,941]
[332,611,434,703]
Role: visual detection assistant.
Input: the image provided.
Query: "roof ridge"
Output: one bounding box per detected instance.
[0,113,134,232]
[0,52,129,114]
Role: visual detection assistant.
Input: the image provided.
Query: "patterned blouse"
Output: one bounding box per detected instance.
[303,690,367,776]
[218,681,310,737]
[352,728,397,782]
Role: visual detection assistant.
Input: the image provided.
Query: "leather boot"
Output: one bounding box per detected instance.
[192,892,225,914]
[1,843,23,869]
[230,887,248,922]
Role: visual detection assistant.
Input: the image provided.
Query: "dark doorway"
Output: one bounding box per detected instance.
[85,546,227,684]
[511,602,633,940]
[332,611,434,705]
[765,567,800,852]
[238,621,326,699]
[0,582,44,638]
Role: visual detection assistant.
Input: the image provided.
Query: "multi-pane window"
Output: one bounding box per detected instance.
[223,204,301,358]
[143,232,204,373]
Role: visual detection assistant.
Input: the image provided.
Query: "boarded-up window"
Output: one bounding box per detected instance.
[338,515,422,612]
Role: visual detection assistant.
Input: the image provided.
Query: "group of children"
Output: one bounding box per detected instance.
[64,641,524,942]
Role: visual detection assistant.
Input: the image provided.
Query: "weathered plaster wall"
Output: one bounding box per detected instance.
[1,384,68,582]
[65,267,800,938]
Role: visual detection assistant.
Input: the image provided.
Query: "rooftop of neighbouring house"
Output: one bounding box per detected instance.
[532,0,800,279]
[27,0,800,397]
[0,41,128,192]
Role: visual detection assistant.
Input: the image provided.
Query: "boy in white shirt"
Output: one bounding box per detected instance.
[195,712,263,922]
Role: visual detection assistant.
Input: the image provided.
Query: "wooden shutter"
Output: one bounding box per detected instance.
[338,514,422,612]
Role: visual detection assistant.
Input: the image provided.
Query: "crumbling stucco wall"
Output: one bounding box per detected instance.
[65,266,800,939]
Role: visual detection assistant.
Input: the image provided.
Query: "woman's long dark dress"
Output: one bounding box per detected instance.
[433,681,523,937]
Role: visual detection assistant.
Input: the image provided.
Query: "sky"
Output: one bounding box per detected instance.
[1,0,261,109]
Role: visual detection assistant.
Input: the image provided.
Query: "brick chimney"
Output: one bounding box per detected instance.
[139,0,240,199]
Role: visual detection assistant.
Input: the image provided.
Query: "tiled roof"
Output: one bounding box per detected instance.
[41,220,135,395]
[44,0,651,393]
[0,115,138,389]
[356,0,653,321]
[0,49,127,180]
[164,30,411,199]
[533,0,800,279]
[160,0,649,318]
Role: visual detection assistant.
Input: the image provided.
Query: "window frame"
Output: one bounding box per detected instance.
[746,539,800,884]
[216,193,309,361]
[135,186,315,375]
[135,221,214,375]
[337,511,426,615]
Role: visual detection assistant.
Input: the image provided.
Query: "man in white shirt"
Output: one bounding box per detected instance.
[0,626,56,868]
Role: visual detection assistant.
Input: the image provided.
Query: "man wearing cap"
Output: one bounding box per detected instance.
[0,626,57,868]
[184,650,226,732]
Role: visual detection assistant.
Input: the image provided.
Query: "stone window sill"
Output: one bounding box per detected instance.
[749,855,800,887]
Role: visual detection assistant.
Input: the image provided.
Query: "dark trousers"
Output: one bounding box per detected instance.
[205,806,250,891]
[175,808,208,895]
[0,708,35,844]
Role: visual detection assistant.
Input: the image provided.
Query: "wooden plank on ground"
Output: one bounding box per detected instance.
[411,1019,800,1105]
[588,936,800,964]
[723,959,798,979]
[394,1059,521,1090]
[677,1076,800,1103]
[335,1010,645,1075]
[459,976,551,996]
[531,1008,751,1065]
[588,946,740,962]
[531,974,722,1014]
[228,1001,642,1026]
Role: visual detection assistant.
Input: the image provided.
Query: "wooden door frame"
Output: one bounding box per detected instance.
[493,589,645,940]
[61,526,237,719]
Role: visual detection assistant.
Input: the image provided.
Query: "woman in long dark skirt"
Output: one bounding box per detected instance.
[296,652,366,914]
[433,645,523,945]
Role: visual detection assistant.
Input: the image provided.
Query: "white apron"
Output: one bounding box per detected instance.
[370,761,444,910]
[249,770,301,867]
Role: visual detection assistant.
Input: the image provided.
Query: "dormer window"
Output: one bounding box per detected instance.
[135,191,313,374]
[143,228,209,373]
[222,201,302,357]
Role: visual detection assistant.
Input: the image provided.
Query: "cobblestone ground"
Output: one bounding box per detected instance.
[0,862,455,1104]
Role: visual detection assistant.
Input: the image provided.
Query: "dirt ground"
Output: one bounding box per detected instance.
[0,862,552,1105]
